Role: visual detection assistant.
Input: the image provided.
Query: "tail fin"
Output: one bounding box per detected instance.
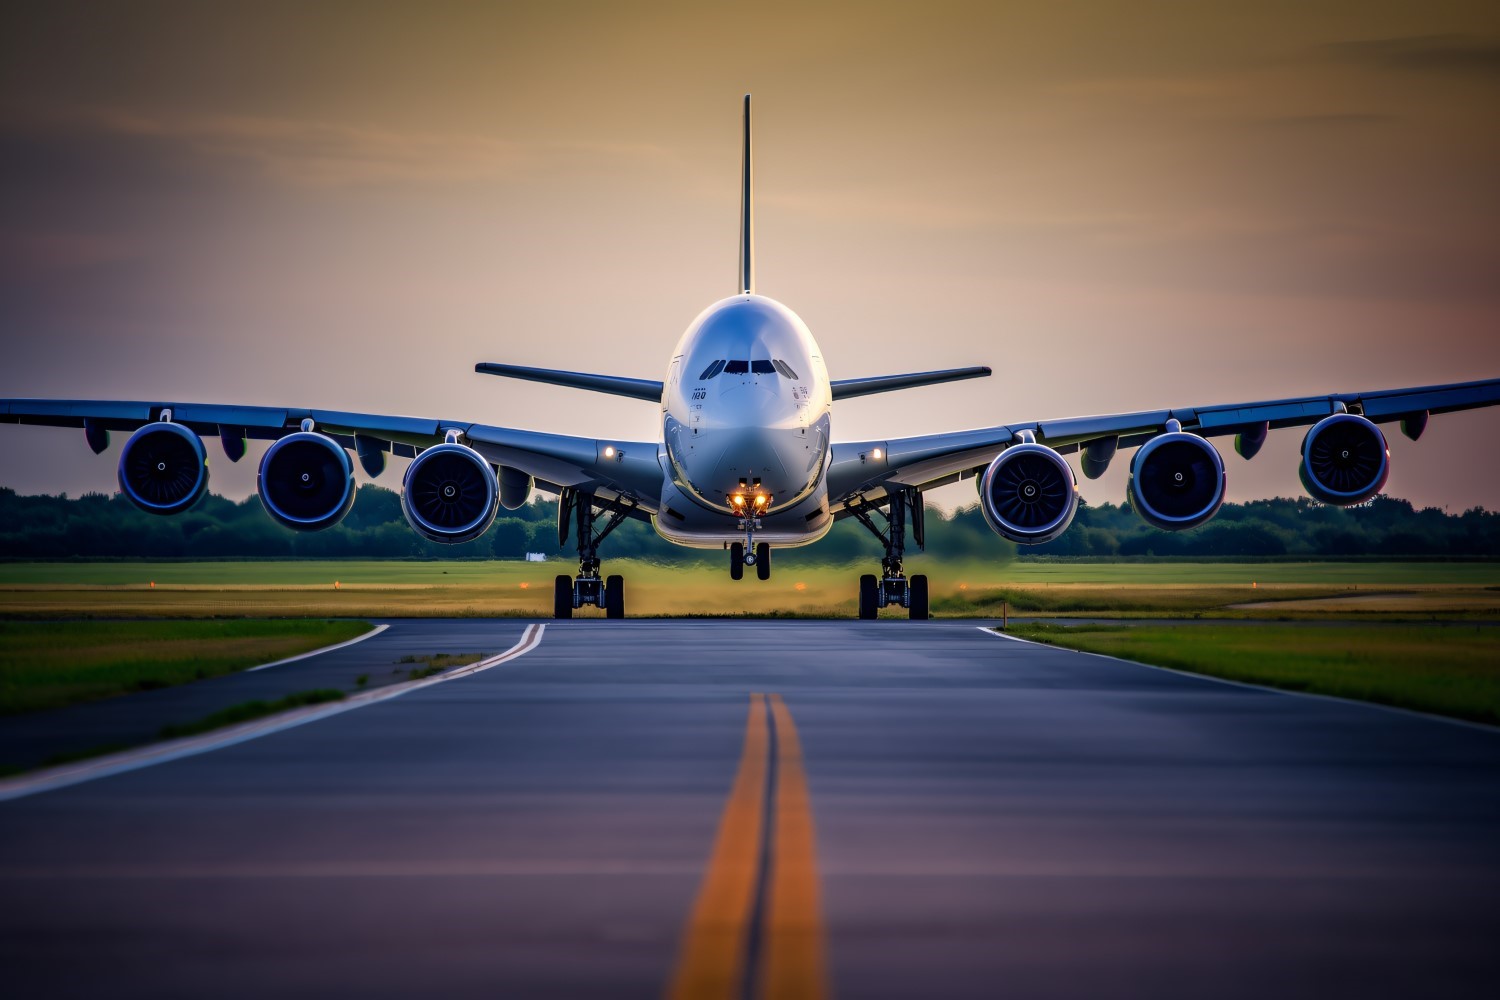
[738,94,754,295]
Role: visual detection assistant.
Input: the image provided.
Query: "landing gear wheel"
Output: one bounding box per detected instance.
[553,574,573,620]
[756,542,770,581]
[605,574,625,619]
[730,542,745,581]
[858,574,878,620]
[909,574,929,620]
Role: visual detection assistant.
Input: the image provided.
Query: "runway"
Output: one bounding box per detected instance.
[2,620,1498,998]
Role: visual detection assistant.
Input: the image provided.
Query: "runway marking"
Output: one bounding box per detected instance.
[0,624,546,804]
[667,693,828,1000]
[761,693,829,1000]
[246,622,389,671]
[976,626,1500,733]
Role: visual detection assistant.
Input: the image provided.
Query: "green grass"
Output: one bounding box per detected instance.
[158,689,345,739]
[0,620,371,714]
[1005,622,1500,726]
[0,559,1494,619]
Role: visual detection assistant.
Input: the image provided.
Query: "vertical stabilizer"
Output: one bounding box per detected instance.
[738,94,754,295]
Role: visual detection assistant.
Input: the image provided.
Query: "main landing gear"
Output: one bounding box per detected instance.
[848,487,928,620]
[553,488,634,620]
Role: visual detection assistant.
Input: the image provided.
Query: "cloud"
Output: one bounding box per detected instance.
[2,105,674,189]
[1322,34,1500,76]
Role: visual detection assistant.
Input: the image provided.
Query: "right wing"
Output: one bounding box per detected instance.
[827,376,1500,508]
[1,398,663,514]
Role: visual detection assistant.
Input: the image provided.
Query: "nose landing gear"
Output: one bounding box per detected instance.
[728,526,771,581]
[848,487,929,620]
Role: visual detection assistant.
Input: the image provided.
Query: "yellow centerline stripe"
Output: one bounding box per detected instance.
[760,693,829,1000]
[668,693,770,1000]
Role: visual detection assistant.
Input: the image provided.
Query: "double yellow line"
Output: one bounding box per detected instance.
[668,693,828,1000]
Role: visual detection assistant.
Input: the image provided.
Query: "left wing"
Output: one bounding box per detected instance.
[0,398,662,512]
[828,376,1500,508]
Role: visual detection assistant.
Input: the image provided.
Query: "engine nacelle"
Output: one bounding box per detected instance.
[401,443,500,543]
[1128,425,1226,531]
[1299,412,1389,506]
[258,432,356,531]
[978,441,1079,544]
[118,422,209,515]
[498,465,533,511]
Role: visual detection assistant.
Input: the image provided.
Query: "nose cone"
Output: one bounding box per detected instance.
[708,425,794,494]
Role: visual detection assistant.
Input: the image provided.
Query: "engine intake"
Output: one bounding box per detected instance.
[1299,413,1389,506]
[401,443,499,543]
[978,442,1079,544]
[1128,425,1226,531]
[258,432,356,531]
[118,422,209,515]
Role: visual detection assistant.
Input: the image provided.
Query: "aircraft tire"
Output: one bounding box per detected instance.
[730,542,745,581]
[605,575,625,619]
[756,542,770,581]
[909,574,929,620]
[554,575,573,620]
[858,574,878,620]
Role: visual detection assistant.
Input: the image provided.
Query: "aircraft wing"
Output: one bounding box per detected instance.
[0,398,663,513]
[826,377,1500,509]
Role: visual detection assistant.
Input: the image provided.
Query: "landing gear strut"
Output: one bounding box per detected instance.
[553,488,633,619]
[849,487,928,620]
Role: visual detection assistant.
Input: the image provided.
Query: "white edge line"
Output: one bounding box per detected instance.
[976,625,1500,735]
[0,624,546,803]
[246,622,390,671]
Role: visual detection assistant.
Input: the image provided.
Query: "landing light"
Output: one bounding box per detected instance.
[604,446,616,458]
[872,448,883,459]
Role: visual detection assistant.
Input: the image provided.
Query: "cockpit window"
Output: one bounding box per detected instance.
[773,360,800,380]
[724,360,749,375]
[699,360,726,380]
[751,360,776,375]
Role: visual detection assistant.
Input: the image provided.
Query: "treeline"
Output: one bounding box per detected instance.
[0,486,1496,562]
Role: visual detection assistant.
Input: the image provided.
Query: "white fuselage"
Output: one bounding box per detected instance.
[654,294,834,548]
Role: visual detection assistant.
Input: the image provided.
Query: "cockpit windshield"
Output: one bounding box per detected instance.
[697,359,800,380]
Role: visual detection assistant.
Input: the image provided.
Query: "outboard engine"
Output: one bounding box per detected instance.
[1128,420,1226,530]
[118,421,209,515]
[1299,412,1389,506]
[401,441,500,543]
[258,430,356,531]
[978,437,1079,544]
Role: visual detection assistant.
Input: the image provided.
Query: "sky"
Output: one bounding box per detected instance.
[2,0,1498,515]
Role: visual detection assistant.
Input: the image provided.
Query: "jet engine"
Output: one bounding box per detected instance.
[1299,412,1389,506]
[978,439,1079,544]
[118,421,209,515]
[498,465,533,511]
[1127,422,1226,530]
[401,442,500,543]
[258,431,356,531]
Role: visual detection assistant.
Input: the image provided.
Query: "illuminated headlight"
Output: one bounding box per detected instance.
[753,494,770,510]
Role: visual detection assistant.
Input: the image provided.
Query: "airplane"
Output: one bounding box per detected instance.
[4,96,1499,620]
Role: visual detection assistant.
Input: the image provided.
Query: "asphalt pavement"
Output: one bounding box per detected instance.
[1,619,1497,999]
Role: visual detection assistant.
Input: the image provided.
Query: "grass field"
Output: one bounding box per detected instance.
[1005,622,1500,726]
[0,619,370,715]
[0,559,1495,619]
